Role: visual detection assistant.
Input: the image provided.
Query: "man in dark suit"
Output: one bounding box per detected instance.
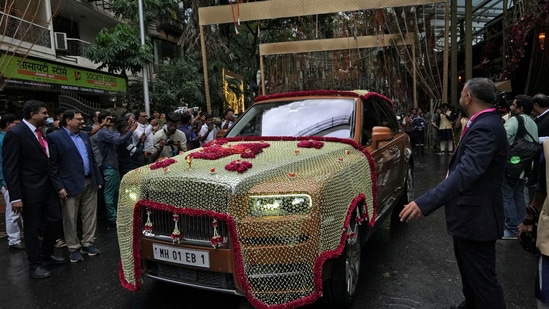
[48,110,103,263]
[533,93,549,137]
[3,100,68,279]
[526,94,549,207]
[400,78,507,309]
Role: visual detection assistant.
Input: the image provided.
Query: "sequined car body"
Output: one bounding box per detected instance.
[117,90,413,309]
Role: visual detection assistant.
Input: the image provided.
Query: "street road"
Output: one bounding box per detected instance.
[0,153,538,308]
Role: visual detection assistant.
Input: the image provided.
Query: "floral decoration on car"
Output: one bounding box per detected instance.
[225,160,253,173]
[150,157,177,170]
[297,140,324,149]
[190,142,270,160]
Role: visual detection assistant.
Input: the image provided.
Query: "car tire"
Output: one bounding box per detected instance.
[323,217,362,308]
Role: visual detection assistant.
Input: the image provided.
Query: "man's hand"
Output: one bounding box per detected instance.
[58,188,68,199]
[399,201,423,222]
[130,120,138,131]
[150,118,159,127]
[12,201,22,214]
[157,138,165,149]
[100,117,110,128]
[518,223,533,236]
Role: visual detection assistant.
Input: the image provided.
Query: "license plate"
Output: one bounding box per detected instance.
[152,243,210,268]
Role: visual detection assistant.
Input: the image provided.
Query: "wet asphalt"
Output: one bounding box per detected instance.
[0,151,538,309]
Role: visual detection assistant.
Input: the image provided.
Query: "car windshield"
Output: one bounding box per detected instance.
[226,98,356,138]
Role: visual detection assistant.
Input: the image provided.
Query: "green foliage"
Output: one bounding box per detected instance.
[87,24,153,75]
[149,55,204,112]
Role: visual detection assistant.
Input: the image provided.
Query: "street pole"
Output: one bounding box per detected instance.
[138,0,151,116]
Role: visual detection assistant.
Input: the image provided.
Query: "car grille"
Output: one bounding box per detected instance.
[145,260,236,290]
[141,208,230,248]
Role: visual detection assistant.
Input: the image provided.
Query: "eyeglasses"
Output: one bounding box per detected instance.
[139,115,149,119]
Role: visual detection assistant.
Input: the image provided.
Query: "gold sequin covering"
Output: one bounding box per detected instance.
[117,137,376,308]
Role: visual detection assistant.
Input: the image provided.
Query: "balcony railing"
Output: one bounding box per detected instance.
[87,0,113,12]
[0,12,51,48]
[66,38,91,58]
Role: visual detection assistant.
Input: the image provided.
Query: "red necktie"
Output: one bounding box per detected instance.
[35,128,48,154]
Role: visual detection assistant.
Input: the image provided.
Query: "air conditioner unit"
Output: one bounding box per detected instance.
[54,32,68,51]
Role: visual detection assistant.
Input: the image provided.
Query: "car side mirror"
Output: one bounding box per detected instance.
[371,126,393,149]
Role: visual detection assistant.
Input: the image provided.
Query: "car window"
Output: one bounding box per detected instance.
[361,96,399,146]
[227,98,356,138]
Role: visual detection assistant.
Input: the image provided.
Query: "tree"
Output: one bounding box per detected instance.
[86,0,180,75]
[86,24,152,75]
[150,55,204,112]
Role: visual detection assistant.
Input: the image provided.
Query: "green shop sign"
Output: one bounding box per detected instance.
[0,55,127,94]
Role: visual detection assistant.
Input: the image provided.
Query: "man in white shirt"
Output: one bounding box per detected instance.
[199,113,219,146]
[220,108,236,130]
[133,110,159,165]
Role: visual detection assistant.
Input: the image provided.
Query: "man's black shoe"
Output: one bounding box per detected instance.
[450,300,469,309]
[28,266,52,279]
[43,255,68,265]
[9,242,25,250]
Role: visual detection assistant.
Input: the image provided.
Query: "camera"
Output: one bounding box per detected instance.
[165,138,174,146]
[107,117,117,123]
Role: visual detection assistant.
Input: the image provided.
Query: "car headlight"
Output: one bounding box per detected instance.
[249,194,312,217]
[124,187,139,202]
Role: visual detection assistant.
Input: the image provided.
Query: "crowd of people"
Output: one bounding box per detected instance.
[0,101,236,278]
[401,104,461,155]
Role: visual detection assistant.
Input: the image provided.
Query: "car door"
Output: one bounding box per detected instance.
[360,95,405,219]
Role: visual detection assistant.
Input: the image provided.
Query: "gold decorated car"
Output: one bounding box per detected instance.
[117,90,413,309]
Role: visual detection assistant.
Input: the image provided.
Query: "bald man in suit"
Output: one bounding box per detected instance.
[400,78,507,309]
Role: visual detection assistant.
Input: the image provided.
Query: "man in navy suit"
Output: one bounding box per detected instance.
[3,100,68,279]
[400,78,507,309]
[48,110,103,263]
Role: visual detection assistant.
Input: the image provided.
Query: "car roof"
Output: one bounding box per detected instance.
[254,90,394,109]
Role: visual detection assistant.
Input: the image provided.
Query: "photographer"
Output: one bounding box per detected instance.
[198,113,219,146]
[96,111,137,225]
[132,110,159,165]
[436,104,456,155]
[151,112,187,161]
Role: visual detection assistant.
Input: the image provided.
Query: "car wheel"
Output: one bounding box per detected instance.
[324,218,361,308]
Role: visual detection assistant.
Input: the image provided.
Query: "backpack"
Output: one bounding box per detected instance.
[505,115,541,179]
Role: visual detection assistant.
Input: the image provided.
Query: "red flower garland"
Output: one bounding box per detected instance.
[297,139,325,149]
[150,158,177,170]
[503,3,549,78]
[225,160,252,173]
[189,142,270,160]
